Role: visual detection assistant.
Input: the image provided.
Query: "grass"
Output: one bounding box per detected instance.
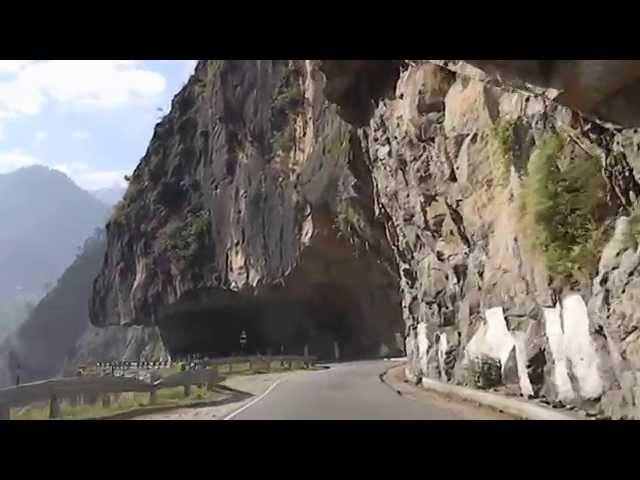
[10,360,309,420]
[109,175,142,226]
[334,200,375,254]
[273,82,303,113]
[270,62,303,156]
[490,117,516,184]
[520,131,609,283]
[10,385,222,421]
[465,356,502,390]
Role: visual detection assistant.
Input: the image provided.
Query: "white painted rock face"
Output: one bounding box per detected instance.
[560,294,604,400]
[465,307,533,397]
[416,322,429,376]
[543,294,604,402]
[437,332,448,382]
[543,305,576,402]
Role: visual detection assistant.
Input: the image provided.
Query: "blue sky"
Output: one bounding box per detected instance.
[0,60,197,191]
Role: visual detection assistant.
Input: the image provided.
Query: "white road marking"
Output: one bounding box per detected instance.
[222,378,285,420]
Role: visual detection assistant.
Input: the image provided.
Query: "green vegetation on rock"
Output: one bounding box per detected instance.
[159,210,210,263]
[465,355,502,390]
[270,62,304,156]
[520,132,609,281]
[334,200,375,255]
[327,128,350,160]
[490,117,516,184]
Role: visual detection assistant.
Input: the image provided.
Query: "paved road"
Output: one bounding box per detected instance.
[226,359,501,420]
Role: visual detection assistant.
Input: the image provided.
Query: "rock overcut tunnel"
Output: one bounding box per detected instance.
[90,60,405,364]
[156,212,403,360]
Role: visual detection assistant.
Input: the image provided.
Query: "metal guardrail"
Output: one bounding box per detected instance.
[0,355,316,420]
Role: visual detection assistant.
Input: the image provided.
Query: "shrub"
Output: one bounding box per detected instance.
[465,355,502,390]
[490,117,516,183]
[270,63,303,156]
[334,201,372,242]
[110,200,128,225]
[520,132,609,282]
[159,211,210,263]
[271,123,295,154]
[273,82,303,113]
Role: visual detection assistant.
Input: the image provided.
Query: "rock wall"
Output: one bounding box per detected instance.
[318,60,640,418]
[91,60,403,360]
[92,59,640,418]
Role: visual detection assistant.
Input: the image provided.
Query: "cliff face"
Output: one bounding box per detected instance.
[321,60,640,418]
[92,59,640,418]
[91,60,402,359]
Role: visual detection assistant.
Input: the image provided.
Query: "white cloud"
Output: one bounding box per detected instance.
[35,131,47,143]
[184,60,198,77]
[0,149,39,173]
[0,148,129,190]
[52,162,130,190]
[0,61,167,120]
[71,130,90,140]
[0,61,34,74]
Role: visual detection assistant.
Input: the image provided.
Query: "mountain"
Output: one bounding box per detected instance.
[0,294,37,343]
[0,165,109,301]
[91,185,126,207]
[0,229,166,388]
[0,231,106,386]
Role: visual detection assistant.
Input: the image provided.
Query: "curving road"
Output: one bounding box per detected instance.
[225,360,506,420]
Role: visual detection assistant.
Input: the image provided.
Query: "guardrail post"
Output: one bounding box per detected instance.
[149,390,157,405]
[184,384,191,397]
[304,345,309,358]
[0,404,9,420]
[102,394,111,408]
[49,394,61,419]
[333,341,340,362]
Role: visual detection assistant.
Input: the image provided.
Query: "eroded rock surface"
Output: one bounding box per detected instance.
[92,60,640,417]
[91,61,402,360]
[319,60,640,417]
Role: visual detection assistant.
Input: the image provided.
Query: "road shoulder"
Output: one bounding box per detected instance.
[382,363,580,420]
[381,363,513,420]
[133,371,294,420]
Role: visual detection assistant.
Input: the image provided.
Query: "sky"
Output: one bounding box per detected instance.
[0,60,198,191]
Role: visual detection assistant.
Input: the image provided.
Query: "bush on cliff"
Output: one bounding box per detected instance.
[465,356,502,390]
[490,117,516,184]
[520,131,609,282]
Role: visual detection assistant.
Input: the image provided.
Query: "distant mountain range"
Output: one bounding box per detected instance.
[0,165,110,303]
[90,185,126,207]
[0,230,107,386]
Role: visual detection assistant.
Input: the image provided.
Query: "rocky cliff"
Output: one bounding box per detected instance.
[92,60,640,418]
[320,60,640,418]
[91,60,402,360]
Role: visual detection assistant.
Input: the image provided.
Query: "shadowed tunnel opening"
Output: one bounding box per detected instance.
[158,290,374,360]
[156,215,404,361]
